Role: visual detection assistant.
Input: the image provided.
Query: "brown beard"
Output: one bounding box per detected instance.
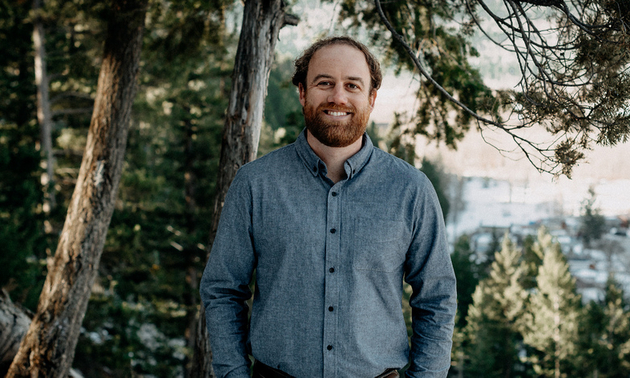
[303,102,371,148]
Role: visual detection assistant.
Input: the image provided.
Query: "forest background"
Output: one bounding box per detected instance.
[1,0,629,377]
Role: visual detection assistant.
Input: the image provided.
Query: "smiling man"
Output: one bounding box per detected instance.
[200,36,457,378]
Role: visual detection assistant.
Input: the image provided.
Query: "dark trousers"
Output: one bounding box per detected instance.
[252,361,399,378]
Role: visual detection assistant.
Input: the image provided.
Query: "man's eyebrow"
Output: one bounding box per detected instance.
[346,76,365,85]
[311,74,334,83]
[311,74,366,86]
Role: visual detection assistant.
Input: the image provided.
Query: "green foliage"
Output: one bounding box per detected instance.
[464,235,530,377]
[521,233,543,290]
[264,58,302,131]
[579,186,606,247]
[4,0,630,376]
[259,57,303,155]
[336,0,496,153]
[339,0,630,176]
[578,276,630,378]
[1,0,234,375]
[420,157,450,222]
[522,228,581,378]
[0,0,49,310]
[451,235,480,329]
[71,1,234,375]
[455,227,630,378]
[74,292,190,377]
[449,234,481,377]
[0,120,48,309]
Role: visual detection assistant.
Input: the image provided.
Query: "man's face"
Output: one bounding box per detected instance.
[299,44,377,148]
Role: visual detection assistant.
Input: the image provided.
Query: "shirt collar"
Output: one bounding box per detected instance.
[295,128,374,180]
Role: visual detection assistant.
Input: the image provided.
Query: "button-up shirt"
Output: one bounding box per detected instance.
[200,130,456,378]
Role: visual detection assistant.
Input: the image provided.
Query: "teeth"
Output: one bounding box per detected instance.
[328,111,347,116]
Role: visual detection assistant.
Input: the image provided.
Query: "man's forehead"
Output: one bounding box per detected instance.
[307,44,370,79]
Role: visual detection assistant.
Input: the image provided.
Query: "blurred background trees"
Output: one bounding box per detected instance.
[1,0,629,376]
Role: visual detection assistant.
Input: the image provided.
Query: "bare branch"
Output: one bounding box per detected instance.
[372,0,629,176]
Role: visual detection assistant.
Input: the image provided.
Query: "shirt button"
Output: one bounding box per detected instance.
[330,228,336,234]
[331,192,338,197]
[328,306,334,312]
[327,345,333,351]
[329,267,335,273]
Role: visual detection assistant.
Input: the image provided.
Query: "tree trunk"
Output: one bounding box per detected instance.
[5,0,147,376]
[0,291,83,378]
[32,0,56,211]
[0,290,31,376]
[189,1,298,377]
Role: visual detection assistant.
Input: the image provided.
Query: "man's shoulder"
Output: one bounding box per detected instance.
[235,142,298,179]
[369,148,430,185]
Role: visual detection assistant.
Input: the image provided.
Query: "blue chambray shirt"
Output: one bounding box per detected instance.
[200,130,456,378]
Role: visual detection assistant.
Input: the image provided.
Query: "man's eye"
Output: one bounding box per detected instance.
[318,81,332,87]
[347,83,359,90]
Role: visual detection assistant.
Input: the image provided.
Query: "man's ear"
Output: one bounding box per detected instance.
[369,89,377,109]
[298,83,306,107]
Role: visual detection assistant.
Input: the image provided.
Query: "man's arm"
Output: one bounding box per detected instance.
[200,170,256,378]
[404,176,457,378]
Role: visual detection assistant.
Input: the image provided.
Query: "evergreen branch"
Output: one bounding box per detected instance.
[374,0,559,174]
[374,0,503,129]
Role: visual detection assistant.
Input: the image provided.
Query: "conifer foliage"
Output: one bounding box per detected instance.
[579,186,606,248]
[453,227,630,377]
[339,0,630,176]
[522,228,581,378]
[2,0,630,376]
[579,277,630,378]
[6,0,148,375]
[465,235,528,377]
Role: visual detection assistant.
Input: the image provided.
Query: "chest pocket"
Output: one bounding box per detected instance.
[350,217,408,272]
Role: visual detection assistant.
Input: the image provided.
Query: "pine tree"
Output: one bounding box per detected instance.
[579,186,606,248]
[522,228,581,378]
[465,235,528,378]
[451,235,481,329]
[579,276,630,378]
[521,234,543,290]
[0,0,49,311]
[449,235,480,376]
[420,158,450,222]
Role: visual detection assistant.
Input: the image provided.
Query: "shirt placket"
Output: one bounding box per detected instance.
[323,183,342,378]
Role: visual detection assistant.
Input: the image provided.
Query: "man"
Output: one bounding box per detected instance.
[200,36,457,378]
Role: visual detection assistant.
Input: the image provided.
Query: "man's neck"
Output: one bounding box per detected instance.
[306,130,363,184]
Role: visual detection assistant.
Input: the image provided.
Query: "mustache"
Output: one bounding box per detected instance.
[317,103,355,113]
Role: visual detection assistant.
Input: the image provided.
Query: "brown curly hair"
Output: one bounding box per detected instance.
[292,36,382,94]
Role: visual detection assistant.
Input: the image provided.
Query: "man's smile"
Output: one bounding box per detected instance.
[325,110,350,117]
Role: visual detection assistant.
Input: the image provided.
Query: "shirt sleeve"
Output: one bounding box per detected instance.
[404,175,457,378]
[199,170,256,378]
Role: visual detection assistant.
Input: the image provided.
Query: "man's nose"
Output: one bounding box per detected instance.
[327,85,348,105]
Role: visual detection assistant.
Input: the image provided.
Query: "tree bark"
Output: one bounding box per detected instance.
[0,291,31,376]
[0,291,83,378]
[5,0,147,376]
[189,1,298,377]
[32,0,56,211]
